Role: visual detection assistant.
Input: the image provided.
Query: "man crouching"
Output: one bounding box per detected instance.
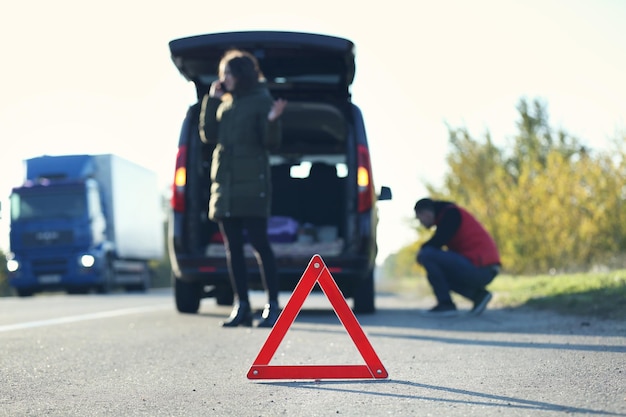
[414,198,501,317]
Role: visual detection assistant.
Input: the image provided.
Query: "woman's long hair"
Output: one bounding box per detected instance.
[219,49,265,94]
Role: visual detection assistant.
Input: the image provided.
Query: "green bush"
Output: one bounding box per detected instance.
[0,248,10,297]
[150,257,172,288]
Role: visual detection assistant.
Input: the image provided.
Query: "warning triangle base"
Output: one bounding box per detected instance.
[247,254,388,380]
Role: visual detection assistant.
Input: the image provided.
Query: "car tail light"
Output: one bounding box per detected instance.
[171,145,187,213]
[357,144,374,213]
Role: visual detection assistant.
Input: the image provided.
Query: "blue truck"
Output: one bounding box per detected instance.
[5,154,164,296]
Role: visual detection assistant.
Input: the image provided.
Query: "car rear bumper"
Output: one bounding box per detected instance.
[172,253,372,290]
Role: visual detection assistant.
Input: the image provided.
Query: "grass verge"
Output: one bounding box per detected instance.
[380,269,626,320]
[489,270,626,320]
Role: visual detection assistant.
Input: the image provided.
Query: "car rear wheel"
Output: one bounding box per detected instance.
[174,275,202,314]
[352,270,375,314]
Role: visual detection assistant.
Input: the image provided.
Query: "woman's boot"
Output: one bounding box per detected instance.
[257,301,280,328]
[221,300,253,327]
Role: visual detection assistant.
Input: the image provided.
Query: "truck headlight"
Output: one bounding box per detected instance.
[79,255,96,268]
[7,259,19,272]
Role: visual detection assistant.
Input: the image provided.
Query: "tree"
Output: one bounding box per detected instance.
[392,98,626,275]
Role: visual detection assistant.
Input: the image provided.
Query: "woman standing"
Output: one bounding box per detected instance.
[199,49,287,328]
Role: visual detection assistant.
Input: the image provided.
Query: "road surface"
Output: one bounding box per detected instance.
[1,288,625,416]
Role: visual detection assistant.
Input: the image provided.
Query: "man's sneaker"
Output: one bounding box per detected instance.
[469,290,492,316]
[420,303,459,318]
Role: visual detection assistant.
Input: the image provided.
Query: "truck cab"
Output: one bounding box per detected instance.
[8,178,110,295]
[6,154,163,296]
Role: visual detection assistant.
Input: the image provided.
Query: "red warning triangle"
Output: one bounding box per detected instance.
[247,254,388,380]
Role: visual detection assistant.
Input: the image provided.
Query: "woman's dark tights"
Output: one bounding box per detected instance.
[218,217,278,304]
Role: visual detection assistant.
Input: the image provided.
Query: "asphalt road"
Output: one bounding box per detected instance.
[1,288,625,417]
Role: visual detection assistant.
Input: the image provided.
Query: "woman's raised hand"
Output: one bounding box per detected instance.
[268,99,288,121]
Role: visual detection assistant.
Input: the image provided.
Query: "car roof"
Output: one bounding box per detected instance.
[168,31,356,100]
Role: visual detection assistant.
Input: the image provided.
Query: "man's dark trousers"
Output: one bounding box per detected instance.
[417,246,496,304]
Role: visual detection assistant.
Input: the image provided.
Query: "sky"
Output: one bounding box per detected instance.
[1,0,625,263]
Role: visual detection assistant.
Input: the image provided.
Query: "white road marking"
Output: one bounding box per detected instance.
[0,304,172,333]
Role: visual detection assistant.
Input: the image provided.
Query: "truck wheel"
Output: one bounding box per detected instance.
[352,270,376,314]
[216,287,234,306]
[137,268,151,292]
[124,265,150,293]
[67,287,90,295]
[97,259,114,294]
[174,276,201,314]
[16,288,35,297]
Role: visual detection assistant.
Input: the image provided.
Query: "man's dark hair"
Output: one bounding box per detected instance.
[414,198,435,213]
[221,49,263,93]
